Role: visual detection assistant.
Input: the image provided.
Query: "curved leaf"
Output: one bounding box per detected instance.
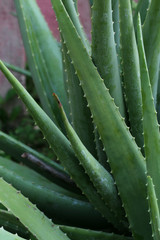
[0,227,26,240]
[50,0,151,238]
[0,178,71,240]
[14,0,69,131]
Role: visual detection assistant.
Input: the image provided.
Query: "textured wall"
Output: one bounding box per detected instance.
[0,0,25,96]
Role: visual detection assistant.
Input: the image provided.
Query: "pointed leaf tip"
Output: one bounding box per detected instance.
[53,93,62,107]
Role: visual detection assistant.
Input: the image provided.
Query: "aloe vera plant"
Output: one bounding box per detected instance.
[0,0,160,239]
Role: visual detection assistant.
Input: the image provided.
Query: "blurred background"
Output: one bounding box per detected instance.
[0,0,91,96]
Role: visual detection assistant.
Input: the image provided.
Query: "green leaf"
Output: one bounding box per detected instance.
[119,0,143,149]
[3,62,31,77]
[61,1,95,155]
[61,0,90,53]
[0,210,131,240]
[0,178,71,240]
[50,0,151,238]
[157,68,160,123]
[62,38,97,158]
[0,156,108,228]
[112,0,121,62]
[133,0,151,27]
[142,0,160,104]
[53,93,127,230]
[0,227,26,240]
[137,13,160,211]
[60,225,132,240]
[0,61,112,229]
[147,176,160,240]
[14,0,69,131]
[0,130,67,181]
[92,0,125,117]
[0,210,30,239]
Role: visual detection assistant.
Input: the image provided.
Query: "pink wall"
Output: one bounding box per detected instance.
[0,0,25,96]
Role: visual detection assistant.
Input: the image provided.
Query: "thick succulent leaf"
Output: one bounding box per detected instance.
[91,0,125,117]
[0,210,30,239]
[60,0,90,53]
[147,176,160,240]
[50,0,152,238]
[112,0,120,62]
[0,156,82,200]
[61,1,96,156]
[53,94,127,230]
[72,0,77,8]
[14,0,69,131]
[142,0,160,104]
[137,14,160,210]
[62,39,96,158]
[0,61,116,229]
[0,227,26,240]
[0,210,131,240]
[0,131,75,190]
[157,69,160,123]
[0,178,71,240]
[119,0,143,149]
[0,130,66,176]
[91,0,123,166]
[60,225,132,240]
[94,129,109,170]
[0,156,107,228]
[133,0,151,27]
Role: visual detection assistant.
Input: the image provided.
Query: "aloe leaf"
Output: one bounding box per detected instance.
[91,0,124,167]
[53,94,127,230]
[142,0,160,104]
[50,0,152,238]
[0,130,65,174]
[92,0,125,117]
[0,131,74,190]
[137,14,160,212]
[133,0,151,27]
[112,0,120,61]
[72,0,77,9]
[0,210,30,239]
[60,225,132,240]
[147,176,160,240]
[62,39,97,158]
[60,0,90,53]
[0,156,81,200]
[0,210,131,240]
[14,0,69,131]
[94,129,108,170]
[0,156,108,228]
[0,178,72,240]
[2,62,31,77]
[157,68,160,123]
[61,0,95,156]
[0,227,26,240]
[119,0,143,149]
[0,61,116,229]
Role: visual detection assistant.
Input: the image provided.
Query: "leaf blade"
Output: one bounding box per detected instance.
[0,178,71,240]
[50,0,151,238]
[137,14,160,211]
